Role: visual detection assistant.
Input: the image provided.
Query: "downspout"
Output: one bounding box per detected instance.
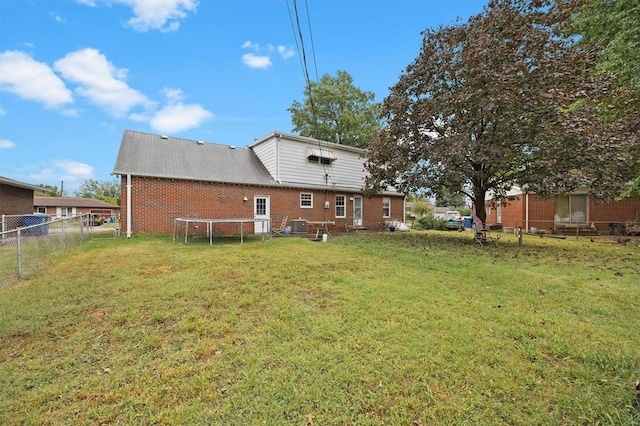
[126,174,132,238]
[525,192,529,233]
[275,133,282,183]
[403,194,407,224]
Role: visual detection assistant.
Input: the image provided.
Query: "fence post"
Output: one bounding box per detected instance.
[1,214,5,246]
[518,227,523,246]
[17,228,22,280]
[62,217,66,249]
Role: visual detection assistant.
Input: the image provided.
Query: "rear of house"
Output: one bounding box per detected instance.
[484,187,640,235]
[112,130,404,237]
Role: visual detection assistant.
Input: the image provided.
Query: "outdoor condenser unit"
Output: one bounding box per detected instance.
[291,219,308,234]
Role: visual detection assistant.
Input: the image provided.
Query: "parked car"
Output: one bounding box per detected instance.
[443,210,464,230]
[83,214,105,226]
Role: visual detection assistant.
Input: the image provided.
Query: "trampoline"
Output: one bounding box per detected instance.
[173,217,271,245]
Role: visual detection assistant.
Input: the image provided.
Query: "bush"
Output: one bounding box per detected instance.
[414,212,446,230]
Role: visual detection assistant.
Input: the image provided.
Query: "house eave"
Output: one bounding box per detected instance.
[112,171,402,196]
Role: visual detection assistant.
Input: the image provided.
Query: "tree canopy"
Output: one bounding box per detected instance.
[74,178,120,206]
[564,0,640,199]
[569,0,640,93]
[35,184,62,197]
[365,0,639,224]
[288,70,382,148]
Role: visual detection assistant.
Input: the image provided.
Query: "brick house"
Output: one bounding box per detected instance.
[0,176,45,216]
[484,186,640,235]
[111,130,405,237]
[34,196,120,221]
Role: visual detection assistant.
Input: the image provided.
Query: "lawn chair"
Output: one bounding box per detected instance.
[472,213,500,246]
[272,216,288,236]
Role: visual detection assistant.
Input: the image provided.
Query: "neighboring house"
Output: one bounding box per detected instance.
[34,196,120,220]
[0,176,46,216]
[111,130,405,237]
[0,176,50,231]
[484,186,640,235]
[432,206,455,220]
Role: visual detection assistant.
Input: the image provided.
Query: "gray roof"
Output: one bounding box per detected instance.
[0,176,49,192]
[111,130,275,185]
[34,196,119,208]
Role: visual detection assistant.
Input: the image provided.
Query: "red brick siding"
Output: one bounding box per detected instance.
[0,184,34,215]
[120,176,404,235]
[488,193,640,233]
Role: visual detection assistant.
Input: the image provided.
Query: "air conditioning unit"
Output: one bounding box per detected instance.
[291,219,308,234]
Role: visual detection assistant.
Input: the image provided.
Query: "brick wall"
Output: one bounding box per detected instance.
[487,192,640,233]
[120,176,404,235]
[0,184,34,215]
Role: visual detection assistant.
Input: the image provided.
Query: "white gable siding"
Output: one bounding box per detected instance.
[251,138,278,179]
[259,137,366,190]
[250,132,400,194]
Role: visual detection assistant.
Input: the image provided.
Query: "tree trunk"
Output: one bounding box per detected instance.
[472,188,487,225]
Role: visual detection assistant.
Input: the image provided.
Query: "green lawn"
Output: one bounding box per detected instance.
[1,232,639,425]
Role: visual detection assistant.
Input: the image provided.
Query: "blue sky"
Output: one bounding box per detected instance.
[0,0,487,194]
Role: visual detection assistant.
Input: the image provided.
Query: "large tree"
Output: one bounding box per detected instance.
[74,178,120,205]
[564,0,640,199]
[364,0,638,225]
[288,70,382,148]
[569,0,640,94]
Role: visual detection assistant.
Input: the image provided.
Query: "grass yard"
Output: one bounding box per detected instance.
[1,232,639,425]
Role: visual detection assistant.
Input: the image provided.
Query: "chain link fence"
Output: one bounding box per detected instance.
[0,213,119,289]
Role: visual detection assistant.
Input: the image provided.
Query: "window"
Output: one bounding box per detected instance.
[36,207,46,214]
[300,192,313,208]
[335,195,346,218]
[306,148,336,165]
[382,197,391,218]
[59,207,73,218]
[255,197,267,215]
[555,195,587,223]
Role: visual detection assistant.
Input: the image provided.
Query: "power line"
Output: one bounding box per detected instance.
[286,0,336,189]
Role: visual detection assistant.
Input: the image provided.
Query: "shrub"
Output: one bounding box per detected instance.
[414,211,446,230]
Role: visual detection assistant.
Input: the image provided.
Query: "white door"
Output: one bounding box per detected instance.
[353,196,363,226]
[254,195,270,234]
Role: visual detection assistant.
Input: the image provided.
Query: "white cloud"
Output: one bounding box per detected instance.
[161,87,184,103]
[28,160,94,190]
[83,0,197,32]
[61,108,79,118]
[240,40,294,69]
[54,48,151,117]
[242,53,272,69]
[50,12,67,23]
[278,45,295,59]
[150,89,212,133]
[76,0,198,32]
[241,40,259,50]
[0,106,5,115]
[0,139,16,149]
[75,0,97,6]
[0,50,73,109]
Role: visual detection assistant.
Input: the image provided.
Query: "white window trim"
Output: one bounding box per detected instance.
[382,197,391,218]
[300,192,313,208]
[335,195,346,218]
